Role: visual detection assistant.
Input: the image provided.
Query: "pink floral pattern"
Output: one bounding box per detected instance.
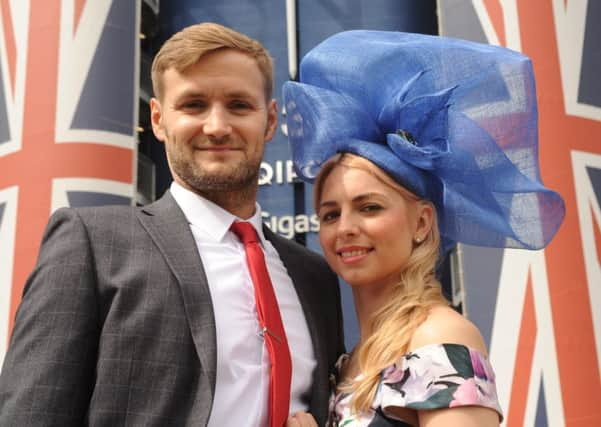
[327,343,503,426]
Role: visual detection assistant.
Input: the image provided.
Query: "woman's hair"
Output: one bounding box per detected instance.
[151,22,274,101]
[314,153,448,413]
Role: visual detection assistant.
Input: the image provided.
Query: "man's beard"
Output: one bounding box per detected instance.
[168,147,261,194]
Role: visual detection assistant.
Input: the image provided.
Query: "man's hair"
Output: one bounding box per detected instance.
[151,22,274,101]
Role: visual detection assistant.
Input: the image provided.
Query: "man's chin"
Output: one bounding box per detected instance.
[201,167,254,182]
[189,171,258,192]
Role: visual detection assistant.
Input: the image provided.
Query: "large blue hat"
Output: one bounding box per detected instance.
[283,30,565,251]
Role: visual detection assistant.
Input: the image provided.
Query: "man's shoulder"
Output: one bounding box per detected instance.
[51,192,175,223]
[51,203,140,223]
[71,203,140,214]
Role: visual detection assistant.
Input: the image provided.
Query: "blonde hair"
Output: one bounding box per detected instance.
[151,22,274,101]
[314,153,448,413]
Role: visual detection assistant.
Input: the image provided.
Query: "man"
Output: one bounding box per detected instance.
[0,23,344,426]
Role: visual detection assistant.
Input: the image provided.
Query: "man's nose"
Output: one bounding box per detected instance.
[203,105,232,138]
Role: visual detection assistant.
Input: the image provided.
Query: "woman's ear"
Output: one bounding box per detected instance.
[414,202,434,243]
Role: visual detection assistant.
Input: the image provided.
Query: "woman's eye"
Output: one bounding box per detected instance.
[320,210,339,222]
[361,204,382,213]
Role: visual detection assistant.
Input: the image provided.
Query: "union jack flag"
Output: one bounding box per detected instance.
[439,1,601,426]
[0,0,139,367]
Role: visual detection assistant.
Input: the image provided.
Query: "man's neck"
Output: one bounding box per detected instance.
[195,187,258,219]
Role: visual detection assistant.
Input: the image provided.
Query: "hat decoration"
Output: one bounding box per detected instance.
[283,30,565,251]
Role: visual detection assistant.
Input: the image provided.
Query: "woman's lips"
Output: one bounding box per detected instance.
[337,246,373,264]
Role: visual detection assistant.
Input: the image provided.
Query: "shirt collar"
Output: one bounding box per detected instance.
[170,181,267,244]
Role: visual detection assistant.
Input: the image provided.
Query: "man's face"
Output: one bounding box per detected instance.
[150,49,277,195]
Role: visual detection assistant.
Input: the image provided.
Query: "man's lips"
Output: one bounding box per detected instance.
[198,145,238,150]
[196,145,240,153]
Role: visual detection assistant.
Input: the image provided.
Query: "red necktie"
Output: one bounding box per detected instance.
[230,221,292,427]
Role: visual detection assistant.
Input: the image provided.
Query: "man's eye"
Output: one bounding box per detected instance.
[229,101,252,110]
[182,101,205,109]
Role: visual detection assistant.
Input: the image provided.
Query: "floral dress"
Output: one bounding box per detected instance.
[327,343,503,426]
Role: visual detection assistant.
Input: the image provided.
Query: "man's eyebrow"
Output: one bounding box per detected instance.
[173,89,258,102]
[173,89,206,101]
[223,90,259,100]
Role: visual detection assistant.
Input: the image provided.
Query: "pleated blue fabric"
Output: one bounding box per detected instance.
[283,30,565,251]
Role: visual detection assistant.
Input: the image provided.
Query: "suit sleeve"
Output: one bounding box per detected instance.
[0,208,100,426]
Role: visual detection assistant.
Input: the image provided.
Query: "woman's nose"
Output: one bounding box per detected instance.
[337,213,359,237]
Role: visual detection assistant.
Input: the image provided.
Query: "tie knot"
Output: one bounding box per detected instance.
[230,221,259,245]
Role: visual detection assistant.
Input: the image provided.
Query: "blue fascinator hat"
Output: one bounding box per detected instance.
[283,30,565,251]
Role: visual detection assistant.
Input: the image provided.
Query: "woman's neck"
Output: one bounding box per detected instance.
[352,282,396,343]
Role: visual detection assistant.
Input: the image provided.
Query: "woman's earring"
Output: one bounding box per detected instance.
[414,235,422,243]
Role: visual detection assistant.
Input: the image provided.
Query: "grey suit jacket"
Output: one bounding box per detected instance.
[0,191,344,426]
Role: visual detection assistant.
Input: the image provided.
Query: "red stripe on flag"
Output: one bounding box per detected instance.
[9,1,62,336]
[506,272,537,427]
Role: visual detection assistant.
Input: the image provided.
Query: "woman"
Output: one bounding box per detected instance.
[284,30,565,426]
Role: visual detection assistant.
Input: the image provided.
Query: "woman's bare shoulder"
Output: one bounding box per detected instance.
[408,305,488,355]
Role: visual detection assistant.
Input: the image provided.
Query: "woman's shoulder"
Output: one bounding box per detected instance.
[376,340,502,421]
[408,305,488,355]
[373,305,502,421]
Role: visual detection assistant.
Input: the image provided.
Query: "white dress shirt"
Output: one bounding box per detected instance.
[170,182,316,426]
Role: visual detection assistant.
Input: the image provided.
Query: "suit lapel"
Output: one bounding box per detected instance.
[138,191,217,395]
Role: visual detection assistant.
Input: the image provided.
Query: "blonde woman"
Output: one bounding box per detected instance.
[284,30,564,426]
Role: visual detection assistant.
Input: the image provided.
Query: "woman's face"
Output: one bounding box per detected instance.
[317,165,429,290]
